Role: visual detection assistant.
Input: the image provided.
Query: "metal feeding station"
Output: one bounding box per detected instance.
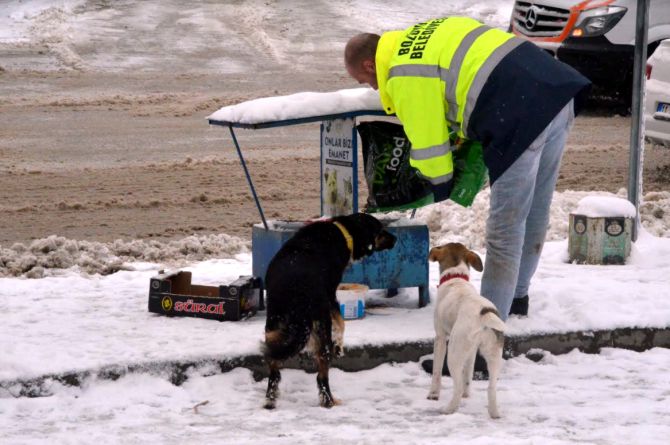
[207,90,430,307]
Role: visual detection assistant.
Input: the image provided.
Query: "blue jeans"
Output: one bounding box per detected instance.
[480,100,574,320]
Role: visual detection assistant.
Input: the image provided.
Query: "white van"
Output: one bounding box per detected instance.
[645,39,670,147]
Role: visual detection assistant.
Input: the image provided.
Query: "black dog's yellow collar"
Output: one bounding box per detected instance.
[333,221,354,256]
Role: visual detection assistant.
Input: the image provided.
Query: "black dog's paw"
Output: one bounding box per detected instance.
[333,343,344,358]
[319,393,340,408]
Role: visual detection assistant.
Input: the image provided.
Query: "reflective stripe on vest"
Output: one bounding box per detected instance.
[410,149,454,185]
[426,171,453,185]
[443,25,491,127]
[461,36,523,136]
[409,141,454,161]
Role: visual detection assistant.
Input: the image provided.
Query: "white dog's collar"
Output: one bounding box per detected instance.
[439,273,470,287]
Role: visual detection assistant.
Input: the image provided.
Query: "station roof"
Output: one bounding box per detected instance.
[207,88,386,129]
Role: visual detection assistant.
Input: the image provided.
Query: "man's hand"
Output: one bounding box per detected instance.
[431,181,452,203]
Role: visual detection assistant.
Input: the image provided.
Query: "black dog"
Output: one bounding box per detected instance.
[263,213,396,409]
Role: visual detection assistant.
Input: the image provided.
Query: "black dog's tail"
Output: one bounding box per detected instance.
[262,319,311,361]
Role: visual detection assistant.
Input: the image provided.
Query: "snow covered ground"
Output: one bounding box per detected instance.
[2,1,670,443]
[2,189,670,384]
[1,348,669,444]
[4,192,668,445]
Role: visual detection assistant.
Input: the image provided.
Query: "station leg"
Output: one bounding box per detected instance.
[418,285,429,308]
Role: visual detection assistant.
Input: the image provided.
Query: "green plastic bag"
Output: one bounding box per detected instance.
[449,138,488,207]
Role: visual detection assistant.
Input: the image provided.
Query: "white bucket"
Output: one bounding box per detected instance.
[337,283,368,320]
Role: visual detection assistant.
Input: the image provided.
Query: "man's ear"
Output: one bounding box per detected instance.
[362,59,375,73]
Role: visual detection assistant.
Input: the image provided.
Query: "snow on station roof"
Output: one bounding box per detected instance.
[207,88,385,129]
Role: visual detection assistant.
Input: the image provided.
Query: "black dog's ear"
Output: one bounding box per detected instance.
[340,213,388,260]
[466,250,483,272]
[374,230,396,251]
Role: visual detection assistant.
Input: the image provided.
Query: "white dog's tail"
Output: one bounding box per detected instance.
[481,307,506,333]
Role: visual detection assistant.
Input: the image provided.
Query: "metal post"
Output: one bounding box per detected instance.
[351,119,359,214]
[627,0,650,242]
[228,126,269,230]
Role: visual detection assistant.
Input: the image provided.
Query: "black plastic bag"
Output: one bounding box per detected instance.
[357,121,434,212]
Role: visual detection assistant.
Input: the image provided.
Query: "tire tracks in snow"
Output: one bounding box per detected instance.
[27,4,87,71]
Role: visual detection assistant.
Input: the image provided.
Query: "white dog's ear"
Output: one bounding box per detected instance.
[466,250,483,272]
[429,247,441,262]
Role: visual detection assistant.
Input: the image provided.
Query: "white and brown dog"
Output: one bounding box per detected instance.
[427,243,506,418]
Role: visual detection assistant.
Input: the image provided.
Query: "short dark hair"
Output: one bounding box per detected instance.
[344,33,380,68]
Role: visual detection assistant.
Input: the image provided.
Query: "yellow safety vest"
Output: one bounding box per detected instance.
[376,17,522,186]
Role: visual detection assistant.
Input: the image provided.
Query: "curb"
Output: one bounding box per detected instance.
[2,327,669,398]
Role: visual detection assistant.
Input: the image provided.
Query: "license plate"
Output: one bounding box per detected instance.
[657,102,670,114]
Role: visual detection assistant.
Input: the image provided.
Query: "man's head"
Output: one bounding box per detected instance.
[344,33,380,90]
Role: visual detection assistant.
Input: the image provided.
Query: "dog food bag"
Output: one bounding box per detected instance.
[357,121,434,213]
[357,121,487,211]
